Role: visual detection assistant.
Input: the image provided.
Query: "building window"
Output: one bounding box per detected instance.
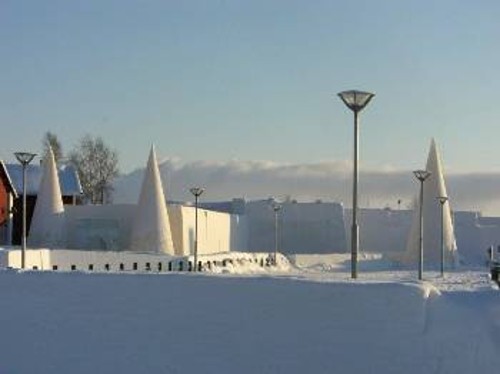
[104,264,110,271]
[158,262,162,271]
[145,262,151,271]
[168,261,172,271]
[32,266,38,270]
[71,265,76,271]
[88,264,94,271]
[119,263,124,271]
[133,262,138,270]
[179,261,183,271]
[52,265,58,271]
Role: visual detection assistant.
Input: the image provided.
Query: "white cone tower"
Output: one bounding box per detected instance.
[29,146,65,248]
[129,145,174,254]
[404,139,457,266]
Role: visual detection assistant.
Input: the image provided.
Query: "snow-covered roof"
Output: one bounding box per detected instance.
[4,163,82,196]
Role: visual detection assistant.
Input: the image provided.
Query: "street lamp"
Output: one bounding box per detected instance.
[338,90,375,279]
[271,202,281,265]
[413,170,431,280]
[437,196,449,277]
[14,151,36,270]
[189,187,204,272]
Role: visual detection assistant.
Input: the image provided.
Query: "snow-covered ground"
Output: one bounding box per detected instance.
[0,254,499,374]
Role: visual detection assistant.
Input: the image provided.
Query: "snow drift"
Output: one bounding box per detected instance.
[0,270,498,374]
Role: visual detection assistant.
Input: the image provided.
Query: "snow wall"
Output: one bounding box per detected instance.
[63,204,243,256]
[243,199,347,254]
[0,271,498,374]
[344,208,413,253]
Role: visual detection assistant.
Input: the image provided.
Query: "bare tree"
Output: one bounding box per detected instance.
[69,135,119,204]
[42,131,63,163]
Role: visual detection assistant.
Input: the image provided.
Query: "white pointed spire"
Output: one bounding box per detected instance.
[28,146,65,248]
[129,145,174,254]
[404,139,457,266]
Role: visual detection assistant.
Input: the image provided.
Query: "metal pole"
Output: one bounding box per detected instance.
[440,201,445,277]
[274,208,278,265]
[194,194,198,272]
[418,179,424,281]
[438,197,448,277]
[21,163,27,270]
[351,110,359,279]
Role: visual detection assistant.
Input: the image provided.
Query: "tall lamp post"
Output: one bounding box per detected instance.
[14,152,36,270]
[413,170,431,280]
[189,187,204,272]
[437,196,449,277]
[271,202,281,265]
[338,90,375,279]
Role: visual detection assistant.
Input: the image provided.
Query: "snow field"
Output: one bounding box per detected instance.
[0,269,499,374]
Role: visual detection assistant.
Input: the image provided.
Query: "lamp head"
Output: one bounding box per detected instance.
[14,152,36,165]
[437,196,449,205]
[189,187,205,197]
[338,90,375,113]
[413,170,431,182]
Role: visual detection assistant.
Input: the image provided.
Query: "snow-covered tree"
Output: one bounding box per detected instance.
[69,135,119,204]
[42,131,63,163]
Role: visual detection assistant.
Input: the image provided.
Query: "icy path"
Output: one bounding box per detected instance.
[0,268,499,374]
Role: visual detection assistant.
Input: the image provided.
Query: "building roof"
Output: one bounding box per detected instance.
[3,162,83,196]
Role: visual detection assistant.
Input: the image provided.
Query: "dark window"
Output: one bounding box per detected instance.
[179,261,183,271]
[145,262,151,271]
[158,262,162,271]
[133,262,138,270]
[119,263,124,271]
[52,265,58,271]
[104,264,110,271]
[71,265,76,271]
[168,261,172,271]
[32,266,38,270]
[88,264,94,271]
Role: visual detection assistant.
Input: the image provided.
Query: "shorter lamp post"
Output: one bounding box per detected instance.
[189,187,204,272]
[271,202,281,265]
[437,196,449,277]
[14,151,37,270]
[413,170,431,280]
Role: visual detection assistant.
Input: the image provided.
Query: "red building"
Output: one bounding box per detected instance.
[0,160,82,246]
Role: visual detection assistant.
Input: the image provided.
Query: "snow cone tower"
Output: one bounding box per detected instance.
[129,146,175,254]
[404,139,457,267]
[28,146,65,248]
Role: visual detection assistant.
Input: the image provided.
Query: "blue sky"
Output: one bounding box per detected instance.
[1,0,499,174]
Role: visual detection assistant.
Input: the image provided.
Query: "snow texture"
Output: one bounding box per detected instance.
[405,139,457,265]
[0,264,498,374]
[129,145,175,254]
[28,147,65,248]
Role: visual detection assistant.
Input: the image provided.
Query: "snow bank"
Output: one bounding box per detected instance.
[0,271,498,374]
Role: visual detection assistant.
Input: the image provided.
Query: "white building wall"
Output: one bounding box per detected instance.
[177,205,233,256]
[63,203,236,256]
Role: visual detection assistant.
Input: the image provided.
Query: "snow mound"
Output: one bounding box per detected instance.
[0,270,498,374]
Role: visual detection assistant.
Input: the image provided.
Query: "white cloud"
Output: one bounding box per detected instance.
[113,159,500,215]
